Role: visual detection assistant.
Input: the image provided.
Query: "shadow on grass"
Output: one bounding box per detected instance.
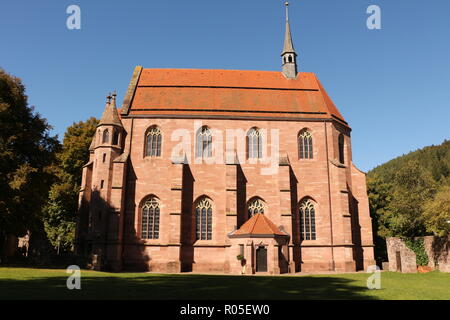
[0,263,71,270]
[0,272,376,300]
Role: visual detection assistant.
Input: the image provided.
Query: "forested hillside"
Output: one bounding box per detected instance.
[369,140,450,184]
[367,140,450,263]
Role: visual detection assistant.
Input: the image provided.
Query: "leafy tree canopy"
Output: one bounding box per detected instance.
[0,68,59,252]
[43,118,98,251]
[422,185,450,237]
[368,140,450,240]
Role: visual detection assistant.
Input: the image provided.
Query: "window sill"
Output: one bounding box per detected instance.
[193,241,231,248]
[141,239,162,245]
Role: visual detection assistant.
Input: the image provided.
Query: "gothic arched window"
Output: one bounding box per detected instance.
[247,127,263,159]
[299,199,316,240]
[298,129,313,159]
[102,129,109,144]
[141,197,160,239]
[338,134,345,164]
[112,130,119,145]
[145,126,162,157]
[195,198,213,240]
[196,126,212,158]
[247,198,265,218]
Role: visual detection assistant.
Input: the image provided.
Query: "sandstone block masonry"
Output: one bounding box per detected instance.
[75,68,376,274]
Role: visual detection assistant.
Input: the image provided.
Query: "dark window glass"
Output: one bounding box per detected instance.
[141,198,160,239]
[196,127,212,158]
[112,131,119,145]
[299,130,313,159]
[338,134,345,164]
[247,128,263,159]
[102,130,109,144]
[195,198,213,240]
[145,127,162,157]
[300,200,316,240]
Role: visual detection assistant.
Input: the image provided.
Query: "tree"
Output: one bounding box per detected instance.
[0,68,60,258]
[367,141,449,262]
[384,161,437,238]
[58,118,98,186]
[43,118,98,252]
[367,175,392,263]
[422,185,450,237]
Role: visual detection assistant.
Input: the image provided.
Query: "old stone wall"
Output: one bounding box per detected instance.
[386,237,417,273]
[423,236,450,273]
[387,236,450,273]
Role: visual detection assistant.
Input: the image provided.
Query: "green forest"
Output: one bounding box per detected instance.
[367,140,450,262]
[1,67,449,266]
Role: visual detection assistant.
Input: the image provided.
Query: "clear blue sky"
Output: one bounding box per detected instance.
[1,0,449,172]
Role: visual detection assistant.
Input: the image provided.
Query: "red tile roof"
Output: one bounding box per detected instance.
[123,68,347,125]
[233,214,287,237]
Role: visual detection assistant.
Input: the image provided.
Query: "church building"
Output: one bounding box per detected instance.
[76,3,375,274]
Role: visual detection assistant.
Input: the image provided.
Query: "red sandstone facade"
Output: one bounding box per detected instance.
[76,5,375,274]
[75,68,375,274]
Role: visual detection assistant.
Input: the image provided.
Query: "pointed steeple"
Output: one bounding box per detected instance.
[98,91,123,127]
[281,1,298,79]
[282,2,295,54]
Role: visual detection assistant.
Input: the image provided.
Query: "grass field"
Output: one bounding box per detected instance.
[0,267,449,300]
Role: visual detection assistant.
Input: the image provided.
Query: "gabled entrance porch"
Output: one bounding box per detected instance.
[228,214,290,275]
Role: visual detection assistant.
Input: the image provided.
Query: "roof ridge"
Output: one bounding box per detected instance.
[259,214,270,232]
[141,68,314,75]
[231,214,288,237]
[249,214,259,234]
[261,214,283,234]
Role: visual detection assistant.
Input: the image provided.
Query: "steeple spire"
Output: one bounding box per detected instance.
[282,2,295,54]
[98,91,123,127]
[111,90,117,108]
[281,1,298,79]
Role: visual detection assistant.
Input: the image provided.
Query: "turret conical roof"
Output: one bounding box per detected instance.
[98,92,123,127]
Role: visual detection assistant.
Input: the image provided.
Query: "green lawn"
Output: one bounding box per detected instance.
[0,267,449,300]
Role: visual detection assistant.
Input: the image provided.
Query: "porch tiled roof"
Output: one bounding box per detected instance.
[233,214,287,237]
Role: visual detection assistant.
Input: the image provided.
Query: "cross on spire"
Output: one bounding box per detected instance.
[285,1,289,22]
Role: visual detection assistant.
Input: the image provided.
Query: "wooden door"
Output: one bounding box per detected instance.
[256,246,267,272]
[396,251,402,272]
